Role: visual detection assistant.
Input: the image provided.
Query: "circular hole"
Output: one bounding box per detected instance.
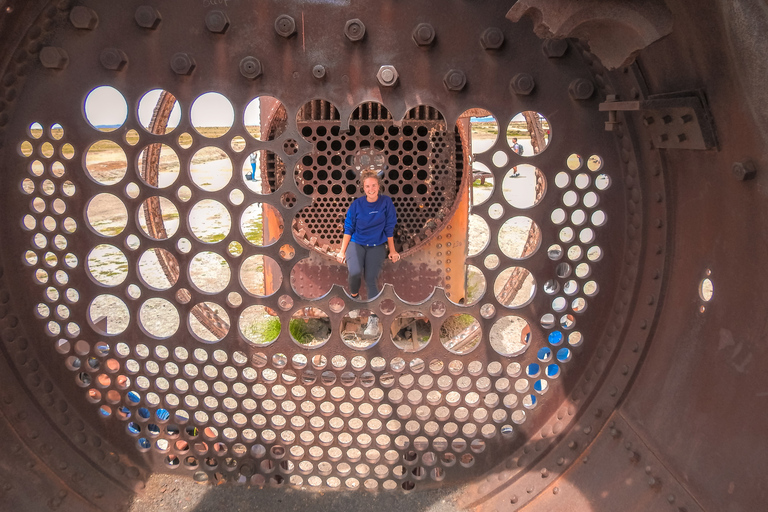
[503,165,546,209]
[489,316,531,356]
[137,197,180,239]
[137,144,180,188]
[138,89,181,134]
[243,151,284,195]
[700,277,714,302]
[551,208,567,225]
[87,244,128,286]
[591,210,607,227]
[499,217,541,259]
[86,193,128,237]
[241,203,283,247]
[188,302,229,343]
[139,298,180,338]
[492,151,508,167]
[574,173,591,189]
[138,248,179,290]
[468,215,490,257]
[562,190,579,207]
[494,267,536,308]
[391,311,431,352]
[240,255,282,297]
[506,111,551,156]
[240,305,280,345]
[471,163,494,206]
[595,174,611,190]
[189,199,232,243]
[440,314,481,355]
[566,154,583,170]
[191,92,235,138]
[84,86,128,132]
[189,252,231,294]
[190,147,232,191]
[245,96,282,140]
[289,309,332,347]
[587,155,603,172]
[85,140,127,185]
[88,294,130,335]
[341,309,382,350]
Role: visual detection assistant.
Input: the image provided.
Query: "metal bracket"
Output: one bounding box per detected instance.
[600,90,717,150]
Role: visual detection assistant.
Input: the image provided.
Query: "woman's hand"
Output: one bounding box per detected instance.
[336,252,346,264]
[388,251,401,263]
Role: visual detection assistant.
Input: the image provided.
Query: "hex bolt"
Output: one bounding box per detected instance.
[510,73,535,95]
[170,53,195,75]
[377,65,398,87]
[205,10,230,34]
[480,27,504,50]
[569,78,594,100]
[540,468,549,478]
[313,65,326,79]
[568,441,577,450]
[99,48,128,71]
[275,15,296,38]
[732,161,756,181]
[135,6,161,29]
[344,18,366,42]
[443,69,466,91]
[239,56,262,79]
[39,47,68,70]
[69,6,98,30]
[412,23,435,47]
[543,38,568,58]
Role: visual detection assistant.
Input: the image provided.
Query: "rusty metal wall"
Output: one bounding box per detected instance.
[0,1,765,511]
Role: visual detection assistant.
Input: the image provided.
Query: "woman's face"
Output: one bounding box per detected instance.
[363,177,379,199]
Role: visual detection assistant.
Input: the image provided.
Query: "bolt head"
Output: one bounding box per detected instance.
[39,46,68,70]
[480,27,504,50]
[543,38,568,58]
[275,15,296,38]
[69,6,98,30]
[135,5,161,29]
[100,48,128,71]
[170,53,195,75]
[312,64,326,79]
[377,65,398,87]
[412,23,435,46]
[239,56,262,79]
[732,161,756,180]
[443,69,466,91]
[569,78,595,100]
[510,73,535,95]
[205,10,230,34]
[345,18,366,42]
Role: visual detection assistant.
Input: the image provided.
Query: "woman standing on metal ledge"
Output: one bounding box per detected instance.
[336,169,400,300]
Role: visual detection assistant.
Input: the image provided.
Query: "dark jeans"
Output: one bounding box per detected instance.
[346,242,387,299]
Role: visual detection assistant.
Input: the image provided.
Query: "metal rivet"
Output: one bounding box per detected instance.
[510,73,535,95]
[240,56,262,79]
[444,69,466,91]
[205,10,230,34]
[543,38,568,57]
[412,23,435,46]
[170,53,195,75]
[275,15,296,38]
[69,6,98,30]
[569,78,594,100]
[480,27,504,50]
[39,47,68,70]
[312,65,326,79]
[662,115,673,124]
[377,65,398,87]
[344,18,365,42]
[135,6,161,29]
[100,48,128,71]
[732,161,756,181]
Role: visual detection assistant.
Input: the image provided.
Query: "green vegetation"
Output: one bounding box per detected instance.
[244,216,264,245]
[289,319,314,344]
[472,180,493,187]
[201,233,226,243]
[242,316,281,344]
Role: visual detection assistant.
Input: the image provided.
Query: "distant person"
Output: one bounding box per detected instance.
[510,137,522,177]
[337,169,400,300]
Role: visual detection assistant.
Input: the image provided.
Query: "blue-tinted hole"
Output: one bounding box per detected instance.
[138,438,150,449]
[548,331,563,345]
[166,425,180,436]
[526,363,540,377]
[556,348,571,362]
[156,409,170,421]
[127,391,141,403]
[138,407,150,419]
[546,364,560,378]
[128,422,141,434]
[537,347,552,362]
[118,406,131,419]
[148,424,160,435]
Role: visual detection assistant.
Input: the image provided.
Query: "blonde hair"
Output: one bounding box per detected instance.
[360,169,382,185]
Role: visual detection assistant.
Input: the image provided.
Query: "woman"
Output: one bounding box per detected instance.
[336,169,400,299]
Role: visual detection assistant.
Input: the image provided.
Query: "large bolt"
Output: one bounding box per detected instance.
[312,65,326,79]
[344,18,366,42]
[412,23,435,47]
[275,15,296,38]
[170,53,195,75]
[205,10,230,34]
[480,27,504,50]
[732,161,756,180]
[377,65,398,87]
[39,47,68,70]
[100,48,128,71]
[135,6,161,29]
[510,73,535,95]
[443,69,466,91]
[543,38,568,58]
[69,6,98,30]
[239,56,262,79]
[569,78,595,100]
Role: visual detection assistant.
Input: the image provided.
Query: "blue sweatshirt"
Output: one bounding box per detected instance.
[344,195,397,246]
